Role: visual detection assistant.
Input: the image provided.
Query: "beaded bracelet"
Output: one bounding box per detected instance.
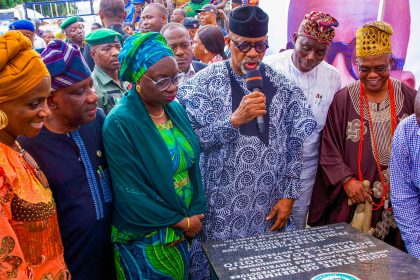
[343,177,356,191]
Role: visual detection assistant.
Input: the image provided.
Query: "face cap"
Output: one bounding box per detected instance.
[183,17,199,29]
[41,39,91,91]
[9,20,35,32]
[60,16,84,30]
[196,4,218,15]
[297,11,339,45]
[229,5,269,38]
[85,29,122,47]
[356,21,393,57]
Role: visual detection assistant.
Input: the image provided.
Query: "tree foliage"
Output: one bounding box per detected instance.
[1,0,80,18]
[0,0,51,9]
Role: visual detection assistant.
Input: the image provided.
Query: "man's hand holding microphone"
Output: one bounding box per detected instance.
[231,69,266,131]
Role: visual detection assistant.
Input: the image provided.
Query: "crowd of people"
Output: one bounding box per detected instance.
[0,0,419,279]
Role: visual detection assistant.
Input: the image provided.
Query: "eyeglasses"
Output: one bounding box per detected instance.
[285,39,405,80]
[358,63,390,74]
[142,73,184,91]
[231,38,269,53]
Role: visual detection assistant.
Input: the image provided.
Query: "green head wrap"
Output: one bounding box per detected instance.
[118,32,174,84]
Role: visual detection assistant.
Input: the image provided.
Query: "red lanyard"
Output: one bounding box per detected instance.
[357,79,397,211]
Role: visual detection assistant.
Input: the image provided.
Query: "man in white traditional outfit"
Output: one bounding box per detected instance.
[264,11,342,229]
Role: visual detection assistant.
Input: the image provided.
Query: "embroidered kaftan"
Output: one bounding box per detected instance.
[308,79,416,249]
[19,111,114,280]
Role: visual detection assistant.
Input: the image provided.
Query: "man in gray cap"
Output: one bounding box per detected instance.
[178,5,315,280]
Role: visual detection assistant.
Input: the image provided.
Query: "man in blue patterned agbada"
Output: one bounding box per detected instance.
[177,5,316,280]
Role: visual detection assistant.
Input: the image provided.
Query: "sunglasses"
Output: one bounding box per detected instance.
[358,63,390,74]
[231,38,269,53]
[142,73,184,91]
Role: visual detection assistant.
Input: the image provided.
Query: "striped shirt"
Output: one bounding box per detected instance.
[390,114,420,258]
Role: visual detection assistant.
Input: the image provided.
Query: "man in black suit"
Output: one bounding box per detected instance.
[161,22,206,84]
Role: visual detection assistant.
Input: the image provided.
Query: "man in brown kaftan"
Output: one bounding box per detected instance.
[308,21,416,250]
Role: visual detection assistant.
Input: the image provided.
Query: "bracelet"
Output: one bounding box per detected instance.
[185,217,190,232]
[342,176,354,188]
[343,178,356,191]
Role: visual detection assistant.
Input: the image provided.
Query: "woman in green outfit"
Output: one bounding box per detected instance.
[102,32,207,279]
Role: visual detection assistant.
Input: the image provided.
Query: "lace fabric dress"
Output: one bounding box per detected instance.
[0,143,68,279]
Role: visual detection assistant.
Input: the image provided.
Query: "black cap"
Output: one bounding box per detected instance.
[229,6,268,38]
[232,0,242,4]
[183,17,199,29]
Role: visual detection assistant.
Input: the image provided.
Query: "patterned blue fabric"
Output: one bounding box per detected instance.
[124,0,135,23]
[70,130,104,220]
[178,61,316,279]
[390,114,420,259]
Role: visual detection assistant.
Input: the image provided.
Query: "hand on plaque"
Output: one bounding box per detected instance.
[266,198,294,231]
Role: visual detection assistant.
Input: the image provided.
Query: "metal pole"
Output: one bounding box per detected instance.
[377,0,387,21]
[50,3,53,18]
[24,3,28,19]
[55,2,59,18]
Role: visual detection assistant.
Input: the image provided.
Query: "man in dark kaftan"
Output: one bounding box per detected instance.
[308,21,416,250]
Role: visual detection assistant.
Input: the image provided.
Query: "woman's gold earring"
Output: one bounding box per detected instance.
[0,110,8,130]
[136,85,141,93]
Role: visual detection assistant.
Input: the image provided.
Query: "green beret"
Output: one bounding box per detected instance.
[60,16,84,30]
[85,29,122,46]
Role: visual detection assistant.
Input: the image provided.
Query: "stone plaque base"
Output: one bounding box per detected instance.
[201,223,420,280]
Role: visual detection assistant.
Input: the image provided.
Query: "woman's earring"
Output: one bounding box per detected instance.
[136,85,141,93]
[204,49,209,54]
[0,110,8,130]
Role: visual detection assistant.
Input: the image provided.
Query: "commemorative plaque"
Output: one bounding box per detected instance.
[201,223,420,280]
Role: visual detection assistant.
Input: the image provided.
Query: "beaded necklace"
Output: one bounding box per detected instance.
[15,141,50,189]
[357,79,397,211]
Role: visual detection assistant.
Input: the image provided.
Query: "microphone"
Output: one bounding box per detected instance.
[245,69,264,134]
